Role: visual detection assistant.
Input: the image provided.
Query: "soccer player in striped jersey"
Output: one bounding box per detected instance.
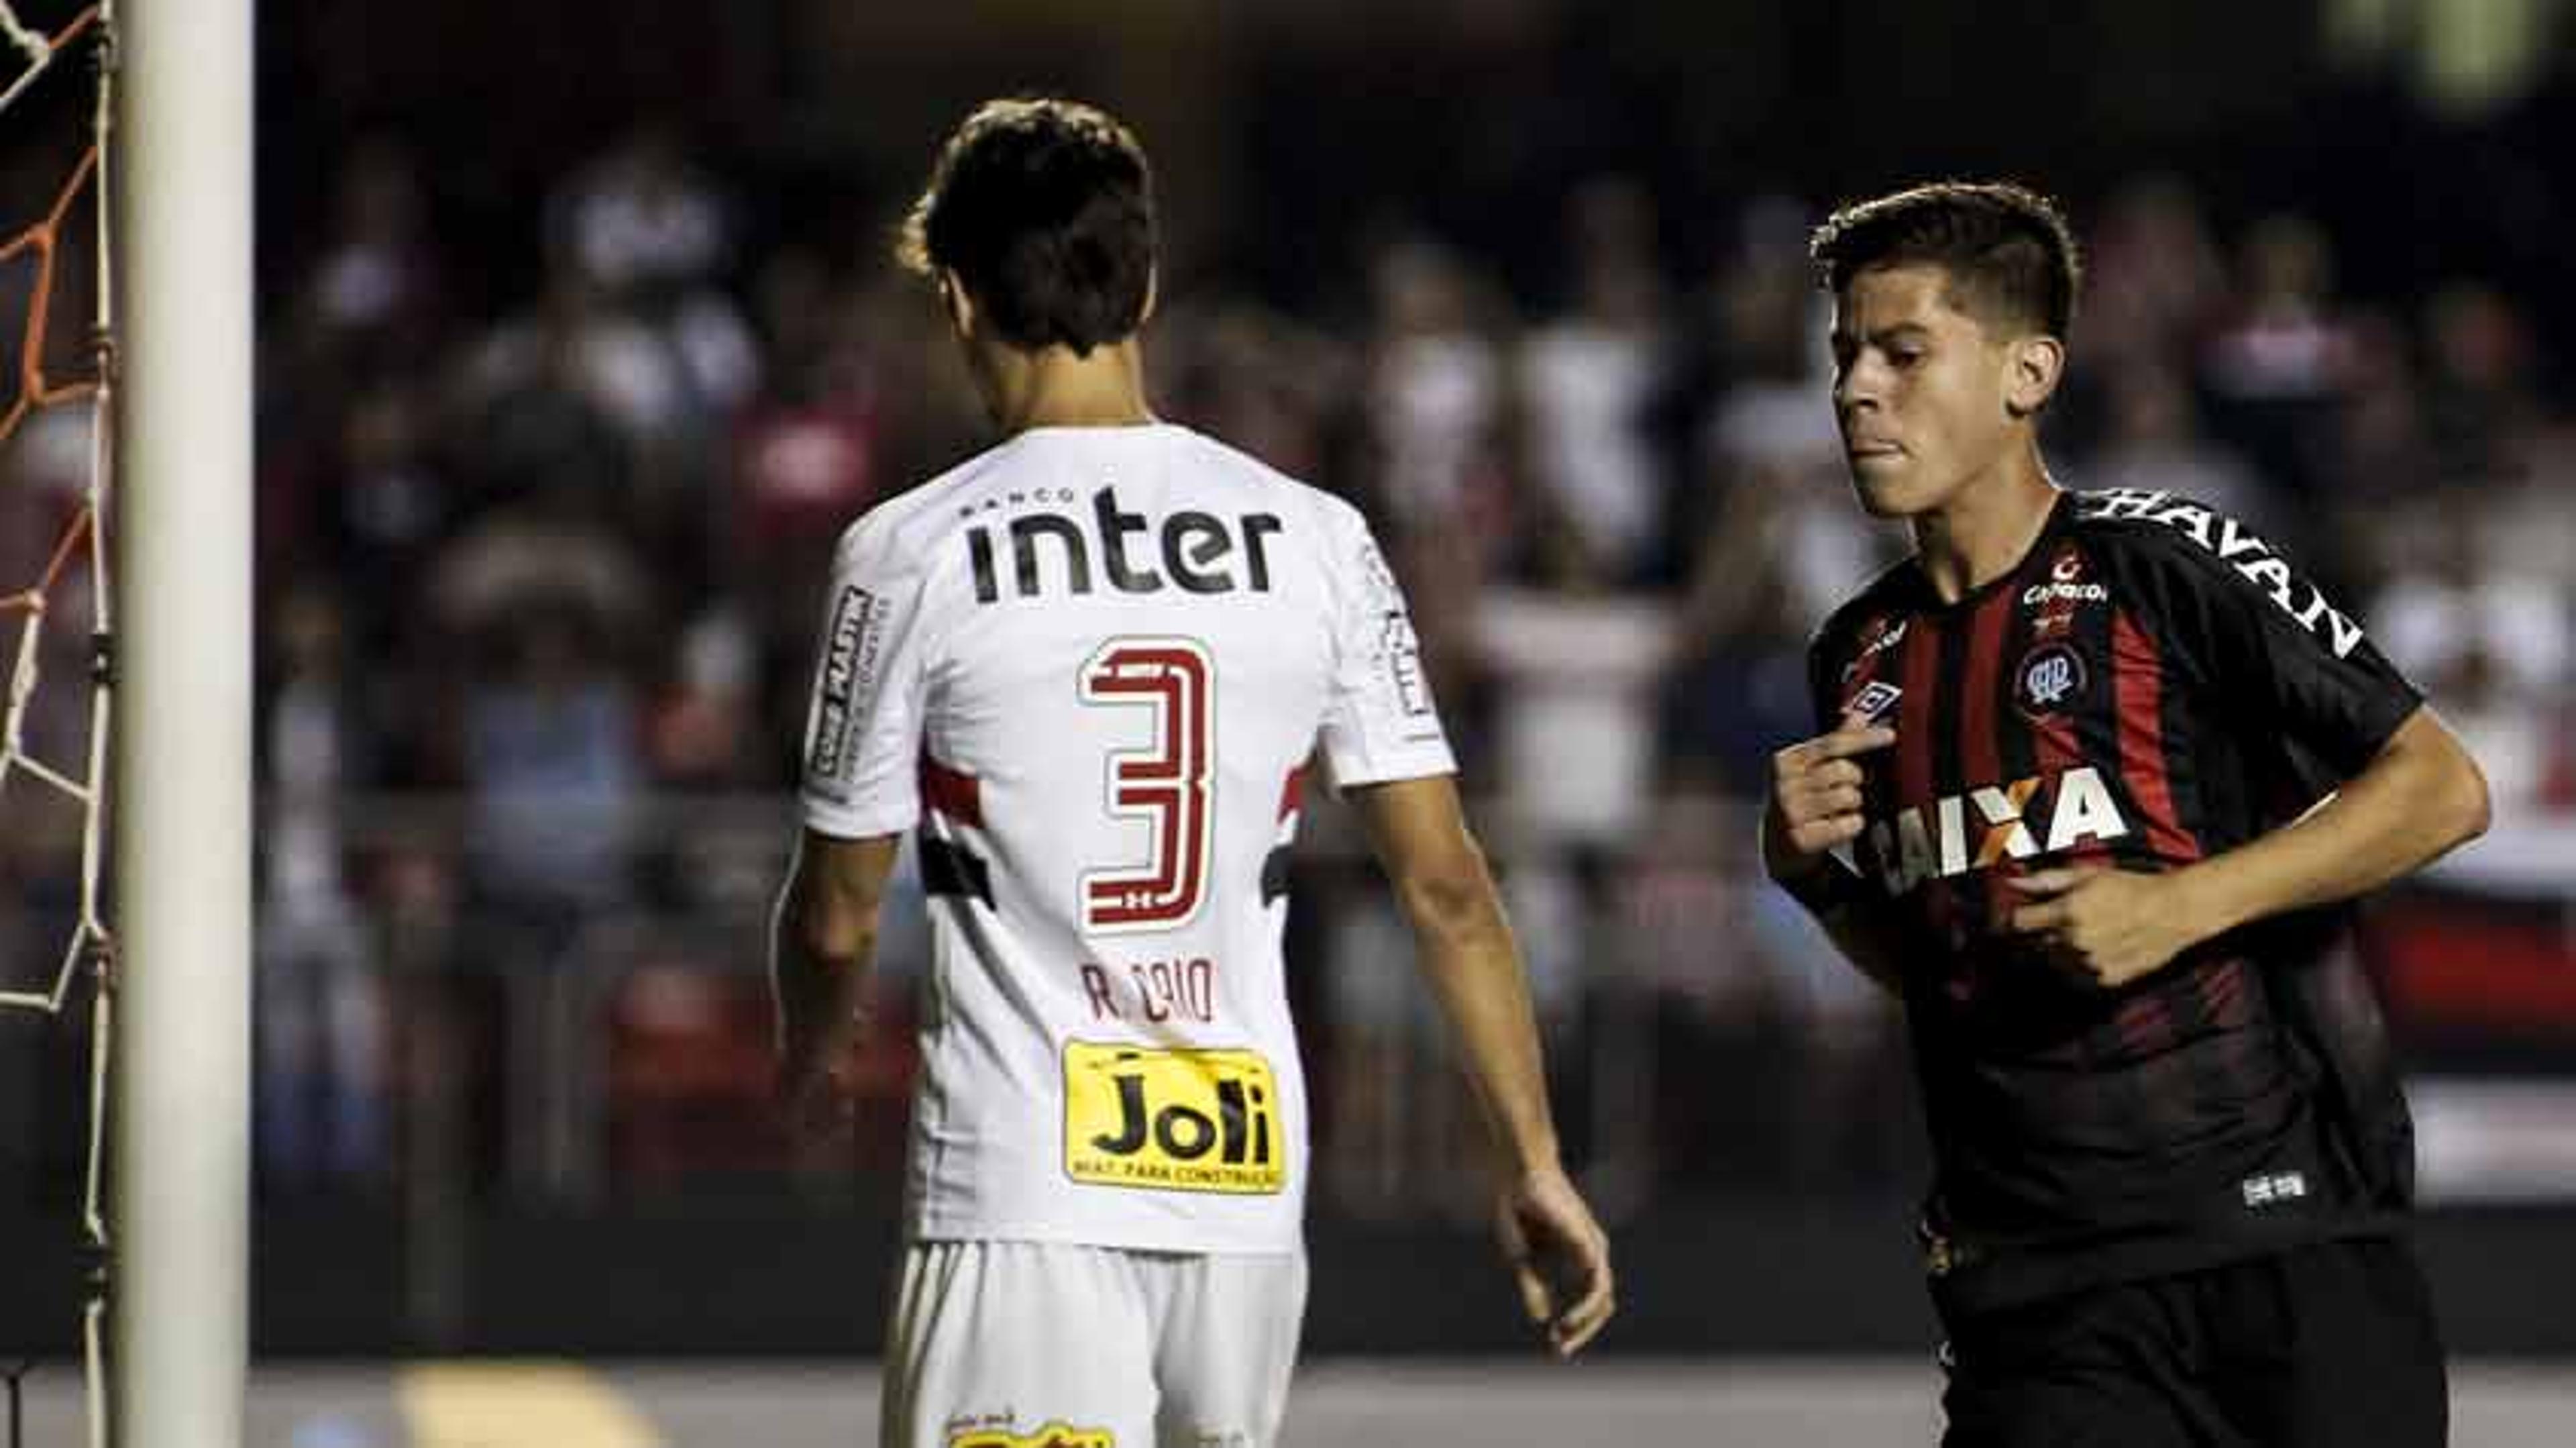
[770,97,1613,1448]
[1764,181,2488,1447]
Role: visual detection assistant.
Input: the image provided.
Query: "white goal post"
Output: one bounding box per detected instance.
[108,0,254,1444]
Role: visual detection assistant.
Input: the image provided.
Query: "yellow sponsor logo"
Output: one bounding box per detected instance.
[1063,1041,1285,1195]
[948,1423,1114,1448]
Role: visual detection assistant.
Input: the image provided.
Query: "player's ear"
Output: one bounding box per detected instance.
[1137,264,1159,330]
[937,268,977,340]
[2004,333,2065,419]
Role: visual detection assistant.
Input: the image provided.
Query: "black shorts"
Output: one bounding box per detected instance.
[1937,1237,2447,1448]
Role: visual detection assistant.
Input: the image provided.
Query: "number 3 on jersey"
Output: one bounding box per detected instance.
[1080,637,1214,933]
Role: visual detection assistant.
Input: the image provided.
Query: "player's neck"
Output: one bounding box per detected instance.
[1910,449,2059,603]
[983,337,1159,433]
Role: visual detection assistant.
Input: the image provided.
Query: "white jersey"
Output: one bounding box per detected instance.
[798,423,1454,1253]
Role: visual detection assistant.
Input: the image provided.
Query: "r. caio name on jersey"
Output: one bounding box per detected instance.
[1865,765,2131,895]
[1080,958,1216,1025]
[967,484,1284,603]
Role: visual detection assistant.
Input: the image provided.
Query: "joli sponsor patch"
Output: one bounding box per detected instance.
[1063,1042,1285,1196]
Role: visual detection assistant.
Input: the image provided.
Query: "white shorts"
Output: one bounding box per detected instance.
[881,1237,1307,1448]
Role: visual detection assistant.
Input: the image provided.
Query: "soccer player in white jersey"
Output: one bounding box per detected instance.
[769,97,1616,1448]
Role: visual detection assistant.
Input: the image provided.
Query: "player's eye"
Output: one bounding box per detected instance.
[1890,346,1925,368]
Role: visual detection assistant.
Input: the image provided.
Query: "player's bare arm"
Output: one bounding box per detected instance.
[1346,772,1616,1359]
[2008,706,2490,988]
[1761,713,1909,994]
[770,829,902,1135]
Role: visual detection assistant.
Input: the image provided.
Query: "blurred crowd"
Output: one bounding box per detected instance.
[5,110,2571,1214]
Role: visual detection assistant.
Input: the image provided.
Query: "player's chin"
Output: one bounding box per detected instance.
[1845,464,1929,519]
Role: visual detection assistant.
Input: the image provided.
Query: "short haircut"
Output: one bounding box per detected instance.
[1809,181,2081,342]
[898,97,1155,356]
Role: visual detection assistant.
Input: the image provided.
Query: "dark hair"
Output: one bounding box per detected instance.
[898,97,1155,356]
[1809,181,2081,342]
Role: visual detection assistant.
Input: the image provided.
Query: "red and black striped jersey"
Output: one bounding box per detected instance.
[1807,487,2425,1312]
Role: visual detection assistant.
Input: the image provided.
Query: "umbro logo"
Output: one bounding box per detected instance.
[1846,679,1904,723]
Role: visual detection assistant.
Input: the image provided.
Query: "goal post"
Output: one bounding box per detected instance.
[108,0,255,1442]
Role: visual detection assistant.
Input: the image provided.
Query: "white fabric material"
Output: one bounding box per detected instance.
[798,423,1453,1253]
[880,1238,1307,1448]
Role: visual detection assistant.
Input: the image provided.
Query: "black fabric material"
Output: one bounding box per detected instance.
[1937,1237,2449,1448]
[917,835,995,909]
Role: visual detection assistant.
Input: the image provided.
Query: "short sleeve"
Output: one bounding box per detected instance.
[798,509,936,838]
[2097,498,2423,779]
[1805,594,1909,736]
[1316,510,1456,788]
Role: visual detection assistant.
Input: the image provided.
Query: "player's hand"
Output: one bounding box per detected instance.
[1495,1165,1615,1358]
[2004,866,2204,989]
[1766,712,1897,872]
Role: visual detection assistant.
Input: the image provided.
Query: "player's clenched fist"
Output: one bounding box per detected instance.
[1766,713,1897,870]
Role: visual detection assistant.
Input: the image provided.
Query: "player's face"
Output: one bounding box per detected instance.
[1829,264,2025,519]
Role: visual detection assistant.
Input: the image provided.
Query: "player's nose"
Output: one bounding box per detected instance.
[1833,360,1880,413]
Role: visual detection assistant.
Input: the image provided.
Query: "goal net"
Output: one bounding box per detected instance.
[0,4,113,1447]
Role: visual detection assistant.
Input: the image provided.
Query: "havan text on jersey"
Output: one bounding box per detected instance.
[2078,488,2367,659]
[1865,764,2131,895]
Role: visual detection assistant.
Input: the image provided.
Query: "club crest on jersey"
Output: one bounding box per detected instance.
[2015,642,2089,717]
[1866,765,2131,895]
